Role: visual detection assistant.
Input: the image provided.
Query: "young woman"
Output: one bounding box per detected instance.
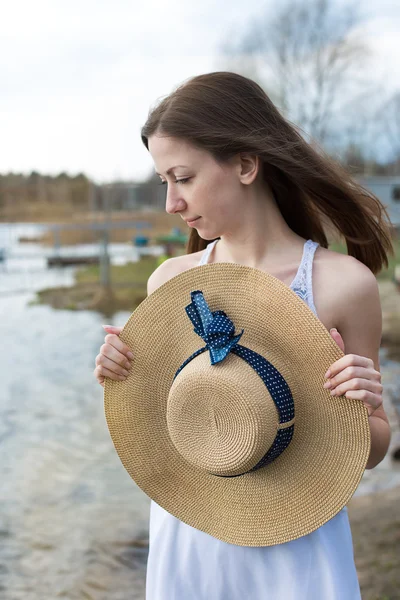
[94,71,393,599]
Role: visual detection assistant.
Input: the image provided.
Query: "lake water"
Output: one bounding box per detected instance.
[1,223,399,600]
[0,224,152,599]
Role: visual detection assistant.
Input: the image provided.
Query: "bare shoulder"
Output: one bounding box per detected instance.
[147,251,203,295]
[313,244,380,332]
[315,244,378,288]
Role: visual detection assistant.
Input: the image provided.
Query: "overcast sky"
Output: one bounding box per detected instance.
[1,0,399,183]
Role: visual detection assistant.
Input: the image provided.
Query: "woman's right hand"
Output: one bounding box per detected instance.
[94,325,134,387]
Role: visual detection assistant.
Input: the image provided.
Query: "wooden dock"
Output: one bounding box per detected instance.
[47,256,100,267]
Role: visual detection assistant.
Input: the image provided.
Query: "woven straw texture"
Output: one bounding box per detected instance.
[104,263,371,547]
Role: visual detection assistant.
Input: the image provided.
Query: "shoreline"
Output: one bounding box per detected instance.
[348,484,400,599]
[348,353,400,597]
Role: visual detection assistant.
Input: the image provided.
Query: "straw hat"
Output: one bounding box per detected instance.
[104,263,371,547]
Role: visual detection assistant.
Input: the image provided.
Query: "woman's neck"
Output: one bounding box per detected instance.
[213,200,306,271]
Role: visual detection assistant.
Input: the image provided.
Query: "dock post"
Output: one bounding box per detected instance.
[100,185,111,288]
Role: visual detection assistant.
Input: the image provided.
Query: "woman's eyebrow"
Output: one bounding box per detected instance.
[155,165,189,176]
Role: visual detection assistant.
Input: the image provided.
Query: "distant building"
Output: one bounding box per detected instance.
[356,176,400,233]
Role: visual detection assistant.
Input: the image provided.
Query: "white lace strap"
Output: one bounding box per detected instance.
[290,240,319,316]
[198,239,218,266]
[305,241,319,298]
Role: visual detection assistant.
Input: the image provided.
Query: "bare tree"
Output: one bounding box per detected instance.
[218,0,372,147]
[335,85,393,174]
[378,92,400,162]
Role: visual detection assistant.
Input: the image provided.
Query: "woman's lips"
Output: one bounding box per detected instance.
[187,217,201,226]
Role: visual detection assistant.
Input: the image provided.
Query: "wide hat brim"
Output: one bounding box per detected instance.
[104,263,371,546]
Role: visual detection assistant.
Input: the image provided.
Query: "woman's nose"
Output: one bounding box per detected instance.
[165,187,186,215]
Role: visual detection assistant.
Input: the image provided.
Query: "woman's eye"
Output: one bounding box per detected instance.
[158,178,190,186]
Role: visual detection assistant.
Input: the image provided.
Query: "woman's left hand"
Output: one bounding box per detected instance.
[323,328,383,417]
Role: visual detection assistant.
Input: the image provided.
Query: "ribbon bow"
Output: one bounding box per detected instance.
[185,290,243,364]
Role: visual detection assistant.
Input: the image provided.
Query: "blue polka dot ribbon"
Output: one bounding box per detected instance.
[173,290,295,476]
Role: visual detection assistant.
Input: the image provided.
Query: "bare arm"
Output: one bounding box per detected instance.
[335,259,391,470]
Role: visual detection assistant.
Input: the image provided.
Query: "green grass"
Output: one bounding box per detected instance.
[34,256,162,316]
[75,255,160,287]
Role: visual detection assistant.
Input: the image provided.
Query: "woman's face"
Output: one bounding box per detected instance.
[148,134,245,240]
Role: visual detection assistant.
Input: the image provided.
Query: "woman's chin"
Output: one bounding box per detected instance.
[194,221,221,241]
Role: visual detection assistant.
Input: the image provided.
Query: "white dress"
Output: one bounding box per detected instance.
[145,239,362,600]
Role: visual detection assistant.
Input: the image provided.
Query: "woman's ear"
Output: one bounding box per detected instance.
[238,153,260,185]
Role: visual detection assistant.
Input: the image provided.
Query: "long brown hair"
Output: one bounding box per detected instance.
[141,71,395,274]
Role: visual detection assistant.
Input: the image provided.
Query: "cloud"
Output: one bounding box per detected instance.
[1,0,399,181]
